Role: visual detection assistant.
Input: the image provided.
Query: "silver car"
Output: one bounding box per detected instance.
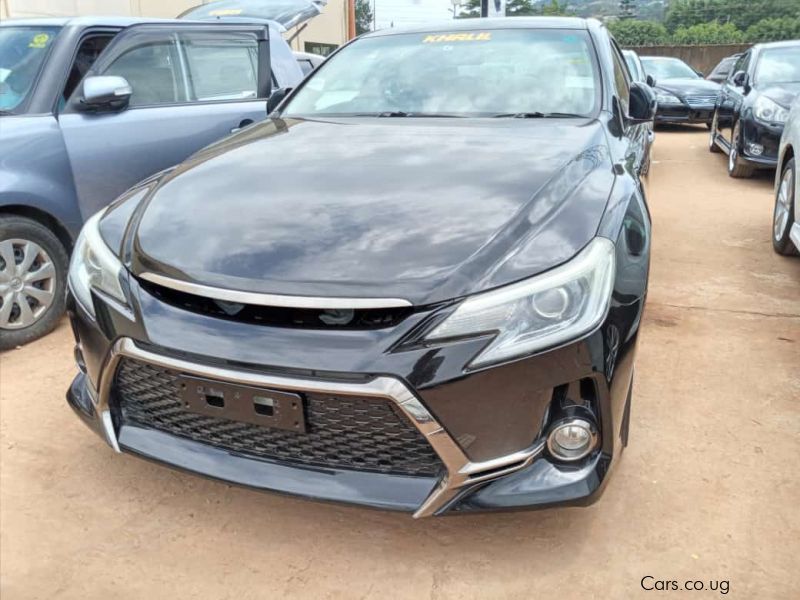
[774,96,800,256]
[0,1,327,349]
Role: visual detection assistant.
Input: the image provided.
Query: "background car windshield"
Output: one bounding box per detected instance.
[755,46,800,86]
[641,58,698,80]
[0,26,60,112]
[284,29,599,117]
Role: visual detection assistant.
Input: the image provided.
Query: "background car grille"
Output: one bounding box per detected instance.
[113,358,444,477]
[685,94,718,107]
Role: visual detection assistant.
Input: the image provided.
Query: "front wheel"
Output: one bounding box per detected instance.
[0,216,69,350]
[728,121,754,178]
[773,158,799,256]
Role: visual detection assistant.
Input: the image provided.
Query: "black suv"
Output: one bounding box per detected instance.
[66,18,655,517]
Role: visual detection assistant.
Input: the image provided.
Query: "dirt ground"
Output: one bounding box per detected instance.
[1,129,799,599]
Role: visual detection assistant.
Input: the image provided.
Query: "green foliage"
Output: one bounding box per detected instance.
[607,19,669,45]
[671,21,745,44]
[355,0,373,35]
[664,0,800,33]
[745,17,800,42]
[457,0,561,19]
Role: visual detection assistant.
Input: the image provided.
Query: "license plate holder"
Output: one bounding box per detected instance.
[177,374,307,433]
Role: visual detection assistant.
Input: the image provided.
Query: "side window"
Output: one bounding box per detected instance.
[102,38,182,107]
[610,43,631,115]
[62,33,115,104]
[180,33,259,101]
[728,52,750,83]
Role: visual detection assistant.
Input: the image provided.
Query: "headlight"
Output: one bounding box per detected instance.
[753,96,788,123]
[655,90,680,104]
[425,237,616,367]
[68,210,126,316]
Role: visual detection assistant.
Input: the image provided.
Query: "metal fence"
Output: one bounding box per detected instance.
[626,44,752,75]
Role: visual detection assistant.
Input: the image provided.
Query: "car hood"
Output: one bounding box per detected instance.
[127,117,615,306]
[759,83,800,108]
[656,78,720,97]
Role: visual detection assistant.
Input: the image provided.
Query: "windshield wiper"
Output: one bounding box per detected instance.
[344,111,466,118]
[491,112,585,118]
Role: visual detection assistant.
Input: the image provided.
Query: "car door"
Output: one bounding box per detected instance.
[58,23,271,219]
[718,51,750,146]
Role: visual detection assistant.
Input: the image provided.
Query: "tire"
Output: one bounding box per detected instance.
[0,216,69,351]
[727,121,755,178]
[708,111,722,153]
[620,370,634,449]
[773,158,799,256]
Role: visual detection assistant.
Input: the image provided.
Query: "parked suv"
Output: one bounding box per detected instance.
[0,3,322,349]
[66,17,655,517]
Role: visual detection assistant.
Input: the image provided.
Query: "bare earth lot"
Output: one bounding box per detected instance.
[1,129,799,599]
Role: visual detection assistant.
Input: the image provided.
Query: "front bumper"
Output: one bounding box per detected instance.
[740,117,783,167]
[66,239,645,517]
[655,103,714,124]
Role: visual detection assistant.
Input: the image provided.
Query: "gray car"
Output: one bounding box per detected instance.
[773,96,800,256]
[0,2,324,349]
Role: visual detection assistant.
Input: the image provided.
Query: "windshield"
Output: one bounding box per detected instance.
[623,51,643,82]
[283,29,599,118]
[0,26,60,112]
[755,46,800,86]
[641,57,698,80]
[710,57,737,78]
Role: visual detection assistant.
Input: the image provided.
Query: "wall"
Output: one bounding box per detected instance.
[626,43,752,75]
[1,0,350,53]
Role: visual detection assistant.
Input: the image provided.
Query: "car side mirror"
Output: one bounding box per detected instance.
[267,87,292,114]
[645,74,656,87]
[627,82,657,123]
[732,70,750,92]
[81,76,132,111]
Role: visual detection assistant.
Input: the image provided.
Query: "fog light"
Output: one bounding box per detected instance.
[746,142,764,156]
[547,418,598,461]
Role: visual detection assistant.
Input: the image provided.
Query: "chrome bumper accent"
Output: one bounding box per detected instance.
[95,338,545,518]
[138,272,413,309]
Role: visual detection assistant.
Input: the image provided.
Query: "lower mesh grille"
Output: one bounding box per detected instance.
[113,358,444,477]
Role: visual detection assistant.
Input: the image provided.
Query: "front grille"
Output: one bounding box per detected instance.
[113,358,444,477]
[685,94,717,107]
[138,278,412,330]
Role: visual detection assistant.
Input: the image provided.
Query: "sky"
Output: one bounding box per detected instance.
[372,0,459,30]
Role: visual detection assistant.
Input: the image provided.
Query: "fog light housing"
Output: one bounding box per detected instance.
[547,418,598,462]
[746,142,763,156]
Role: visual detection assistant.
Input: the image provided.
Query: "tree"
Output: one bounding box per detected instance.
[607,19,669,46]
[540,0,567,15]
[355,0,373,35]
[619,0,637,20]
[665,0,800,34]
[671,21,745,44]
[457,0,537,18]
[745,17,800,42]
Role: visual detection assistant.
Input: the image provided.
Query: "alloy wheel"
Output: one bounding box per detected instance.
[774,168,793,242]
[0,238,57,330]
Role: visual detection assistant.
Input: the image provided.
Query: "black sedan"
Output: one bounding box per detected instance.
[710,41,800,178]
[65,18,655,517]
[641,56,721,126]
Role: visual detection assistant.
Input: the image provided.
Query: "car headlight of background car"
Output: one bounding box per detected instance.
[425,237,616,368]
[655,90,681,105]
[68,211,126,317]
[753,96,789,124]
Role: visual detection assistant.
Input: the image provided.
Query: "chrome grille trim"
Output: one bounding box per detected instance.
[92,338,545,518]
[138,272,413,310]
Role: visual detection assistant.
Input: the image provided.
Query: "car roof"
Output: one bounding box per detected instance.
[753,40,800,51]
[0,15,282,28]
[0,16,180,27]
[363,16,595,38]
